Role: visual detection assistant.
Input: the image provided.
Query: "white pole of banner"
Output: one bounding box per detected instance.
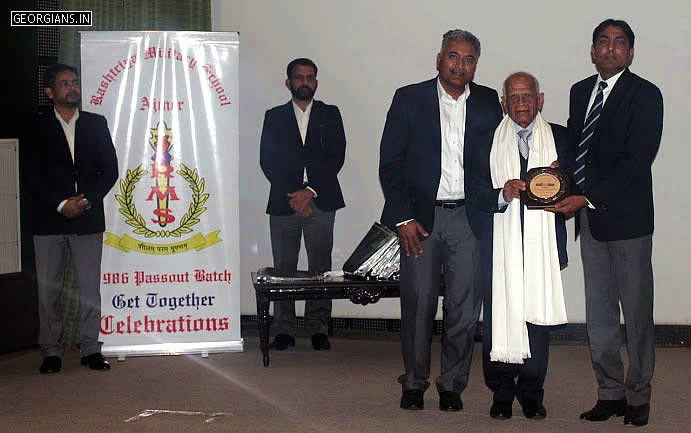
[80,31,242,357]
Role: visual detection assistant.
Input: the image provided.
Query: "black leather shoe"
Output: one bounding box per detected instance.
[439,391,462,411]
[80,353,111,371]
[400,390,424,410]
[311,333,331,350]
[269,334,295,351]
[39,356,62,374]
[521,400,547,419]
[580,399,626,421]
[624,403,650,426]
[490,401,512,419]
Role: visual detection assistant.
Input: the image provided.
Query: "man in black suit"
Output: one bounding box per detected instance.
[473,72,574,420]
[260,58,346,351]
[27,64,118,374]
[548,19,663,427]
[379,29,502,411]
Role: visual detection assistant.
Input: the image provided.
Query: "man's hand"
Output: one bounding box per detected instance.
[60,194,88,219]
[287,188,314,217]
[545,195,588,214]
[550,160,559,169]
[397,220,429,257]
[295,206,313,217]
[503,179,526,202]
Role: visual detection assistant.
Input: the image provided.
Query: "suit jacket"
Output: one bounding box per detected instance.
[260,100,346,216]
[27,110,119,235]
[472,122,574,268]
[568,69,663,241]
[379,78,503,239]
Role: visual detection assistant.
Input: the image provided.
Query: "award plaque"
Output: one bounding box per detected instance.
[520,167,570,209]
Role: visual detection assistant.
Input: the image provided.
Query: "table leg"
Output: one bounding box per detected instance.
[256,292,271,367]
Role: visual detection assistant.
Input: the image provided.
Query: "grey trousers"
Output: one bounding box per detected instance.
[269,203,336,336]
[398,206,482,394]
[34,233,104,357]
[579,209,655,405]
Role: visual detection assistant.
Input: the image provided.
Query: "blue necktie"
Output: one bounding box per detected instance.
[574,81,608,189]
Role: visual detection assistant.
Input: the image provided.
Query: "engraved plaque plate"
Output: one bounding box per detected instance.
[520,167,570,209]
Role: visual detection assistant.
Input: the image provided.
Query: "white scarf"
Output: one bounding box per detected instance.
[489,112,568,364]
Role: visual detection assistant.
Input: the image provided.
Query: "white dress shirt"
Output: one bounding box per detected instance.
[55,108,79,212]
[436,79,469,200]
[55,107,79,163]
[292,100,317,196]
[396,80,470,227]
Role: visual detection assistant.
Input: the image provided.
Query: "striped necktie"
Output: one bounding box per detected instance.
[574,81,608,189]
[518,129,531,159]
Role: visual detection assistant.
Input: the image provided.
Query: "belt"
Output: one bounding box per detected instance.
[435,199,465,209]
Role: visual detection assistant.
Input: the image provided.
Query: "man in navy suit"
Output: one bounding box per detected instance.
[379,29,502,411]
[28,64,118,374]
[548,19,663,427]
[260,58,346,352]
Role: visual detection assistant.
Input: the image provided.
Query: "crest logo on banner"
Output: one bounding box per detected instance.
[81,31,242,356]
[105,121,222,255]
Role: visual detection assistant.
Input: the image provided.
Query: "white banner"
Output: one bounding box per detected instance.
[81,31,242,356]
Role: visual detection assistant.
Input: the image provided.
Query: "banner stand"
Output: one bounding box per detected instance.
[104,340,244,360]
[81,31,242,357]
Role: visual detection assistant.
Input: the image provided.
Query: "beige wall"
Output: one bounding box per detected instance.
[213,0,691,324]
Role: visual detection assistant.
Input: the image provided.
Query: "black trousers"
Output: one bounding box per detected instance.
[479,192,550,404]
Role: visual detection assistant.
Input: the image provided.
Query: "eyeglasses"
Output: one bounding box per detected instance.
[55,79,80,88]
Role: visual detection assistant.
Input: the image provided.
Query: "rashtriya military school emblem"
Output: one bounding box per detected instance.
[105,121,222,254]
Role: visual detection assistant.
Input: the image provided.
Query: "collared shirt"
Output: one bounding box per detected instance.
[436,78,470,200]
[292,99,313,145]
[513,117,536,138]
[396,80,470,227]
[582,69,624,209]
[585,69,625,115]
[498,118,536,208]
[54,107,79,212]
[292,99,317,196]
[54,107,79,163]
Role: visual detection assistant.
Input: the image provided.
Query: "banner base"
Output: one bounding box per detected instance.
[102,339,243,358]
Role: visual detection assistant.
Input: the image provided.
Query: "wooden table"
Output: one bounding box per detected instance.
[252,271,401,367]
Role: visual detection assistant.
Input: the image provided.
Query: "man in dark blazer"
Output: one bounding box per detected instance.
[548,19,663,427]
[260,58,346,351]
[379,29,502,411]
[27,64,118,374]
[472,72,574,421]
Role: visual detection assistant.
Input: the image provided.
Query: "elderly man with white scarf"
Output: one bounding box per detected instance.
[472,72,575,421]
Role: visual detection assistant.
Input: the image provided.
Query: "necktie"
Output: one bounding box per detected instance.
[574,81,608,189]
[518,129,531,159]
